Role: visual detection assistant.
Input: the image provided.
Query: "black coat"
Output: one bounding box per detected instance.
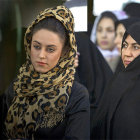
[91,55,140,140]
[1,81,90,140]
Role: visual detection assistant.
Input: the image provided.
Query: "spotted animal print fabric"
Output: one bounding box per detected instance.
[5,5,77,139]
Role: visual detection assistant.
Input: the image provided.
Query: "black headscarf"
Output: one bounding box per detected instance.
[115,18,140,73]
[115,17,140,31]
[123,2,140,18]
[124,21,140,45]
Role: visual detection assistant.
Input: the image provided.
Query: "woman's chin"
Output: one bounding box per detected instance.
[35,68,49,73]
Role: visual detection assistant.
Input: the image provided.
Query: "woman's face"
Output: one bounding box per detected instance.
[114,23,126,53]
[96,17,116,51]
[122,35,140,68]
[31,29,64,73]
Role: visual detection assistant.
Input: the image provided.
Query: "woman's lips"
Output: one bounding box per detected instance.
[37,62,47,66]
[124,60,131,65]
[101,41,108,45]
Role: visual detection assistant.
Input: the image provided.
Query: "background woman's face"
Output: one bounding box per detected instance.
[114,24,126,53]
[122,35,140,68]
[31,29,63,73]
[96,17,116,51]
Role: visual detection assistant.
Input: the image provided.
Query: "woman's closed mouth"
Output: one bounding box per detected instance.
[124,60,132,65]
[101,41,108,45]
[37,61,47,66]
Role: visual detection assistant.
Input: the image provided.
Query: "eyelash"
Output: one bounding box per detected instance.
[47,48,55,53]
[97,29,114,33]
[122,43,127,48]
[34,45,40,50]
[134,46,140,50]
[33,45,55,53]
[107,29,114,32]
[122,44,140,50]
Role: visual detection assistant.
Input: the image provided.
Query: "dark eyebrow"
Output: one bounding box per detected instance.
[132,43,139,46]
[123,41,128,45]
[106,27,114,29]
[33,40,41,45]
[47,45,57,48]
[33,40,56,48]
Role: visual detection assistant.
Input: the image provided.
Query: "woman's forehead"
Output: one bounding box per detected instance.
[125,35,137,43]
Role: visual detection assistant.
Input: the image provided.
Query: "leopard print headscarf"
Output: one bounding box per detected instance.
[5,5,77,139]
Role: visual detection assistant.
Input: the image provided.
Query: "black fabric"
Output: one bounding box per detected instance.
[74,32,113,107]
[123,2,140,18]
[109,55,140,139]
[1,81,90,140]
[91,22,140,140]
[121,22,140,50]
[91,55,140,140]
[0,94,4,139]
[74,32,113,139]
[115,17,140,31]
[127,21,140,45]
[114,58,124,74]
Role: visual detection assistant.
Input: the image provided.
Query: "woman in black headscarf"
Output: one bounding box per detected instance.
[91,22,140,139]
[115,17,140,54]
[114,17,140,73]
[1,5,90,140]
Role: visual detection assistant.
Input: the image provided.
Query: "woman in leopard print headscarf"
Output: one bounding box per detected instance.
[2,5,90,140]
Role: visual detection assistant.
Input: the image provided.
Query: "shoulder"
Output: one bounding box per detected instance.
[71,81,89,99]
[66,81,90,114]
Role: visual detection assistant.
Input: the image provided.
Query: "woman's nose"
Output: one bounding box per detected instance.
[39,49,46,59]
[101,31,107,37]
[124,47,132,56]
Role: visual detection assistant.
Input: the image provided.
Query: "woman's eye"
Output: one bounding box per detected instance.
[134,46,140,50]
[34,45,40,50]
[122,43,127,48]
[47,48,55,53]
[107,29,114,33]
[97,28,102,32]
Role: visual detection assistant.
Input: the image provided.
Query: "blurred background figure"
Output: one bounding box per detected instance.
[74,32,113,110]
[90,11,124,72]
[65,0,114,121]
[123,2,140,18]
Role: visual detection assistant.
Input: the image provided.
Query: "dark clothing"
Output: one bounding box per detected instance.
[75,32,113,106]
[91,54,140,140]
[114,58,124,74]
[74,32,113,133]
[1,81,90,140]
[74,32,113,139]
